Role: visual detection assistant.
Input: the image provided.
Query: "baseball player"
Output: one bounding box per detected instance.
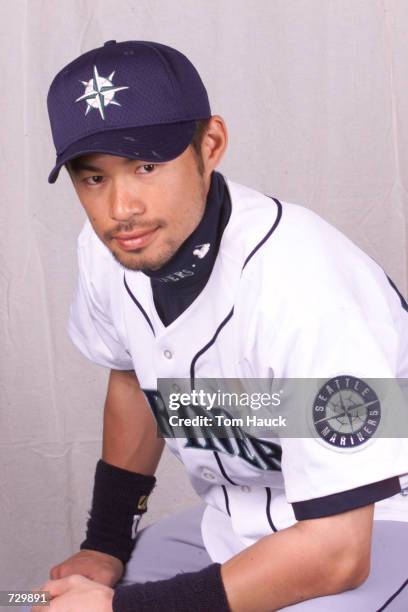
[30,40,408,611]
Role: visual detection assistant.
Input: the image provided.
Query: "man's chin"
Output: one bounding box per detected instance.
[110,248,168,273]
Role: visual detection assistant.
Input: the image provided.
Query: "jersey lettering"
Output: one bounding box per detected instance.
[144,389,281,471]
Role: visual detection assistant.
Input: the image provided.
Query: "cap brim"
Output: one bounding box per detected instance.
[48,120,197,183]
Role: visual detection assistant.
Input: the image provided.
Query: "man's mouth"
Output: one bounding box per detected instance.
[112,226,159,250]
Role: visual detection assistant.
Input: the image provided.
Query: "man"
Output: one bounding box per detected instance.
[32,40,408,611]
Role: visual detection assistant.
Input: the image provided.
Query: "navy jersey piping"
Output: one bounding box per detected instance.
[190,196,282,386]
[189,308,234,385]
[213,451,238,485]
[222,485,231,517]
[242,198,282,270]
[292,476,401,521]
[377,577,408,611]
[386,274,408,312]
[189,197,283,502]
[367,252,408,314]
[123,273,155,336]
[265,487,278,532]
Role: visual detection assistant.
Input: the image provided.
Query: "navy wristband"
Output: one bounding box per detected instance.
[80,459,156,564]
[112,562,230,612]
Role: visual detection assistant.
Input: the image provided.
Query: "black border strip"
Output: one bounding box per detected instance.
[265,487,278,532]
[377,577,408,611]
[123,273,155,336]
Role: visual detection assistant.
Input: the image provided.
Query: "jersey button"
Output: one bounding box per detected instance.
[163,349,173,360]
[172,383,181,392]
[202,468,216,482]
[240,485,251,493]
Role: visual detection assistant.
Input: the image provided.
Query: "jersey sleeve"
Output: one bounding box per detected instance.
[68,236,134,371]
[276,304,408,520]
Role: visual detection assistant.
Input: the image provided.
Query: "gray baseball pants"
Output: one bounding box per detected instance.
[22,503,408,611]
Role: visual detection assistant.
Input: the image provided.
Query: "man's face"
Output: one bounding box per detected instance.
[68,145,208,272]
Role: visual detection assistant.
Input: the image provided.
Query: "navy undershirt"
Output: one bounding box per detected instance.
[143,171,231,327]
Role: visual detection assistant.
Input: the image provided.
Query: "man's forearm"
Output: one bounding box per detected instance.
[102,369,164,474]
[79,369,164,565]
[221,505,373,611]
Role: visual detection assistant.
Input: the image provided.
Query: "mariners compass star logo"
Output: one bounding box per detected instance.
[75,65,129,120]
[312,375,381,449]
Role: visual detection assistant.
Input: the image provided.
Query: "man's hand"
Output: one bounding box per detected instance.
[32,575,113,612]
[50,549,124,587]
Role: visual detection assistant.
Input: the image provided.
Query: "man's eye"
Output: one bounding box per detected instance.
[138,164,157,174]
[84,175,104,185]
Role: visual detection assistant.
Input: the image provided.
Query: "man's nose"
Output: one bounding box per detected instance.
[109,179,146,221]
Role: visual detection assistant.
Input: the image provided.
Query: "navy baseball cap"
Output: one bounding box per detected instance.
[47,40,211,183]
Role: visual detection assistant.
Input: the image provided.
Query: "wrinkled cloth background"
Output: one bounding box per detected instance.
[1,0,407,591]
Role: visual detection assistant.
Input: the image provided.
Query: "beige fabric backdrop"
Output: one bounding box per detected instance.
[1,0,407,590]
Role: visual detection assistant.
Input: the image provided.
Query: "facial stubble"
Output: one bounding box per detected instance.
[108,171,208,273]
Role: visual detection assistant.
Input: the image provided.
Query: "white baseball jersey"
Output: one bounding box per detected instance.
[69,178,408,563]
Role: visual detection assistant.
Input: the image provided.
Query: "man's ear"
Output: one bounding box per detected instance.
[201,115,228,176]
